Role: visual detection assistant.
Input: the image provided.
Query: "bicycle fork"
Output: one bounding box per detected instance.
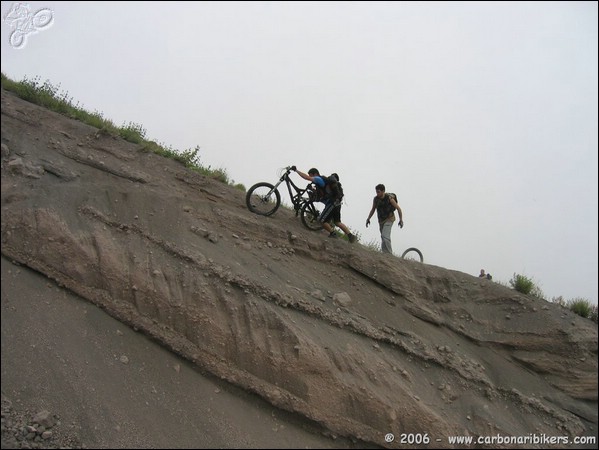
[262,177,285,200]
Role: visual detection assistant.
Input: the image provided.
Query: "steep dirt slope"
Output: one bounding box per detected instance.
[1,87,597,448]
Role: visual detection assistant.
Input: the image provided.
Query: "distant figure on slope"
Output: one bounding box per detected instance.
[479,269,492,280]
[365,184,403,254]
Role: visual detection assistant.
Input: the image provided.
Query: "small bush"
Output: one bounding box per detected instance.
[210,168,230,184]
[119,121,146,144]
[178,145,201,167]
[550,296,597,323]
[567,298,594,319]
[509,273,535,295]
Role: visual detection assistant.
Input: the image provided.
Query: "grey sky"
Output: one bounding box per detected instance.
[2,1,597,304]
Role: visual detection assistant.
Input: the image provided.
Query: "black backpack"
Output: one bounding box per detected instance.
[376,193,396,221]
[325,173,343,201]
[314,173,343,201]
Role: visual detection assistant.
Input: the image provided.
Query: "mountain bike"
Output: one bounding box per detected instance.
[401,247,424,263]
[245,166,324,231]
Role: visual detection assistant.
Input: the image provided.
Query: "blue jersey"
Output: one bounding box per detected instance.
[312,176,326,188]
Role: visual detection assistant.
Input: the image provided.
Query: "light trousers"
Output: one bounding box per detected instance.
[380,221,393,254]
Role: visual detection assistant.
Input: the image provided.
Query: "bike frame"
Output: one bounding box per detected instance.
[286,177,312,211]
[265,169,312,212]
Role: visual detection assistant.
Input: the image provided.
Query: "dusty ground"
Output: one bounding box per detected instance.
[1,87,597,449]
[1,254,366,449]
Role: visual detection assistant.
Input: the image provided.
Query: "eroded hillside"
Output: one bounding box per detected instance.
[1,88,597,448]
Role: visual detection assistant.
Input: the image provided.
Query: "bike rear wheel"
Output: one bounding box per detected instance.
[246,182,281,216]
[401,247,424,263]
[300,202,324,231]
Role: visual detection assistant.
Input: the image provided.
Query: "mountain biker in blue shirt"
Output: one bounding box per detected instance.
[294,167,357,243]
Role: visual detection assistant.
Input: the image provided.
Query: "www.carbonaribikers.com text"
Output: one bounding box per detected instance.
[446,434,596,446]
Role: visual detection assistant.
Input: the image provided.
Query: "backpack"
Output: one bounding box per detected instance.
[314,173,344,201]
[327,173,344,201]
[376,193,397,221]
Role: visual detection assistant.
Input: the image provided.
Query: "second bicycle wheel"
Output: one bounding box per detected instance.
[300,202,324,231]
[401,247,424,263]
[246,182,281,216]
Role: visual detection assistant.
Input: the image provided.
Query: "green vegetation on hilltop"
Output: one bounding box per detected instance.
[0,73,245,191]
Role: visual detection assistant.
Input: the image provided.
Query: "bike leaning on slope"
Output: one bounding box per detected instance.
[245,166,323,231]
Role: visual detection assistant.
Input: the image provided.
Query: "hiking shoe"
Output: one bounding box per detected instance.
[348,234,357,243]
[328,231,338,238]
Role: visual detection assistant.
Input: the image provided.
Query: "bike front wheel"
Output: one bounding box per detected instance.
[300,202,324,231]
[401,247,424,263]
[246,182,281,216]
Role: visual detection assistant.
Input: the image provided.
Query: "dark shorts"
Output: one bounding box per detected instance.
[319,202,341,223]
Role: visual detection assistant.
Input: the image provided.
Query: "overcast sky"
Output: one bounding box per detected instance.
[2,1,597,305]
